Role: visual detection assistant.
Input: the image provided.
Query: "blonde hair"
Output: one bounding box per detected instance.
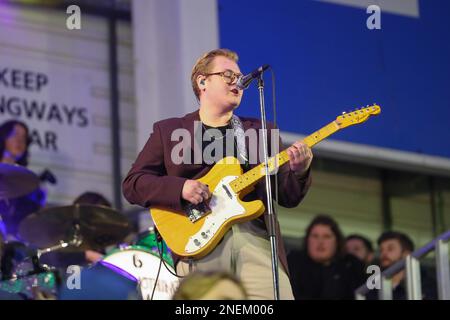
[191,48,239,100]
[172,271,247,300]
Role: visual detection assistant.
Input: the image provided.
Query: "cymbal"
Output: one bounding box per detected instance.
[0,163,40,199]
[18,204,132,252]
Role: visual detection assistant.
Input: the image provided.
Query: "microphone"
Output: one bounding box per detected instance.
[236,64,270,90]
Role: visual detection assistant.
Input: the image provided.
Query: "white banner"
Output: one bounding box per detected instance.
[0,5,135,205]
[0,58,95,169]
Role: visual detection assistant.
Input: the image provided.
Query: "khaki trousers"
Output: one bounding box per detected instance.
[176,222,294,300]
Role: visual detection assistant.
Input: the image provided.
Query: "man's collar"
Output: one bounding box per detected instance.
[181,109,254,153]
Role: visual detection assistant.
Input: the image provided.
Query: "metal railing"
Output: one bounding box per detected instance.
[355,230,450,300]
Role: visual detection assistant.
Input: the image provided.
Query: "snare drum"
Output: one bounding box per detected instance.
[100,247,179,300]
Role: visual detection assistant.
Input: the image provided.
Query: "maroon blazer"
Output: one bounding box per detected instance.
[122,110,311,275]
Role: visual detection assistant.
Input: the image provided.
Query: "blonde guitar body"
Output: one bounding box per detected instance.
[150,104,381,260]
[151,156,266,259]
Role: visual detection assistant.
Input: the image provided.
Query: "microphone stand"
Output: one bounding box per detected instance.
[256,74,280,300]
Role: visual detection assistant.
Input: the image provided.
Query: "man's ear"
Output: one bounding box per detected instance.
[197,75,206,88]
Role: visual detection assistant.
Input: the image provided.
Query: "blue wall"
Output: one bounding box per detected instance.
[218,0,450,158]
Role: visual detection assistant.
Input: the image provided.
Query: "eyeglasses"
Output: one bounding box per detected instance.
[204,69,243,85]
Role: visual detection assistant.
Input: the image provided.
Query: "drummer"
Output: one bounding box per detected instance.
[39,192,111,267]
[72,192,111,263]
[0,120,46,239]
[0,119,30,166]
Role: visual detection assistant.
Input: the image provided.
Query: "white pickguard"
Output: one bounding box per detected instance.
[185,176,244,254]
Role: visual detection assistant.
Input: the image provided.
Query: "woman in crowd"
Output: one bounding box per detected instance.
[287,215,366,300]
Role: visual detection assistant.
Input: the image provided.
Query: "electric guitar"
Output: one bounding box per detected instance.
[150,104,381,259]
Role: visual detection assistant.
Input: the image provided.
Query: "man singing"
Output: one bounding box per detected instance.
[123,48,312,299]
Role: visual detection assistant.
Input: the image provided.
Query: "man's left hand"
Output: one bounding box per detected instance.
[286,142,313,177]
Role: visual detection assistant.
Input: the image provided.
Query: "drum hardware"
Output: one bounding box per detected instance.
[0,204,132,298]
[0,241,61,300]
[18,204,132,252]
[35,223,84,258]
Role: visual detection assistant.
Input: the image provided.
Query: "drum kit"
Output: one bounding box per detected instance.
[0,163,180,300]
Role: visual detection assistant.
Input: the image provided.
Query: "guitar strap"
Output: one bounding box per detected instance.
[230,115,249,168]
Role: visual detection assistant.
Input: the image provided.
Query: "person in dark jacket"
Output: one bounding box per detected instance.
[287,215,366,300]
[345,234,375,266]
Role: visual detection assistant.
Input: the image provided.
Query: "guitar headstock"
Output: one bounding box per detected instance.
[335,104,381,129]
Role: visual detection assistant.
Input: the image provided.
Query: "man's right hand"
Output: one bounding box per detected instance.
[182,180,211,205]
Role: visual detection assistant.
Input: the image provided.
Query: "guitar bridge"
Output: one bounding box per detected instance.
[185,201,211,223]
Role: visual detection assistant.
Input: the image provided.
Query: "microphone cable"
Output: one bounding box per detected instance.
[150,227,189,300]
[150,240,163,300]
[154,228,188,278]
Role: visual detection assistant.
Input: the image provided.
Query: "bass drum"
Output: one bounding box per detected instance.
[100,247,179,300]
[134,228,174,267]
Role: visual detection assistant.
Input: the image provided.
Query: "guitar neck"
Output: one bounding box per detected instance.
[229,121,340,193]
